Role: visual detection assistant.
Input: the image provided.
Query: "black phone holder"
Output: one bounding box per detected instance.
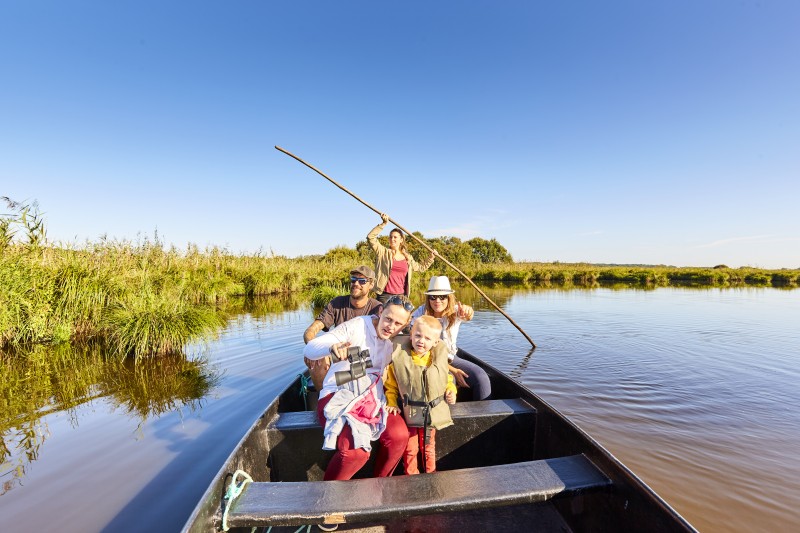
[334,347,373,386]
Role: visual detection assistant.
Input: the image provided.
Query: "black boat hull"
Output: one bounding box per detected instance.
[181,350,696,532]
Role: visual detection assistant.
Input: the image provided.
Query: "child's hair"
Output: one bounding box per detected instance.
[413,314,443,337]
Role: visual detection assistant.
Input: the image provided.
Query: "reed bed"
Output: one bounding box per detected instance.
[0,239,368,357]
[466,262,800,289]
[1,235,797,358]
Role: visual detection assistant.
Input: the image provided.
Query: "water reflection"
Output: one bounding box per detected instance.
[224,293,308,318]
[0,344,220,495]
[507,347,537,380]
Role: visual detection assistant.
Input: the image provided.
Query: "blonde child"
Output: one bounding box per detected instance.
[384,315,456,474]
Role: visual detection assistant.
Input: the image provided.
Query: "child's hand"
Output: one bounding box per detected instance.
[386,405,400,415]
[445,389,456,404]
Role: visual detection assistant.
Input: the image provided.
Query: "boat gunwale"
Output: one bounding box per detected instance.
[455,350,697,531]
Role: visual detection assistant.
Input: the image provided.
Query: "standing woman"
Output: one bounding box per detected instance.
[412,276,492,401]
[368,213,435,305]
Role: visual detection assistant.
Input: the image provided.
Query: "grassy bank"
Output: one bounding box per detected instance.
[0,241,329,358]
[1,237,797,358]
[466,262,800,288]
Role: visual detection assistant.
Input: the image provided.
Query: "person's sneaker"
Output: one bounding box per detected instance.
[317,524,338,531]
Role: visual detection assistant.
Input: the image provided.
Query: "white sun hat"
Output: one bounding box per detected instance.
[425,276,455,295]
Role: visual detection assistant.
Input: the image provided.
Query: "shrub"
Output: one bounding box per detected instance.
[102,289,224,361]
[310,284,347,308]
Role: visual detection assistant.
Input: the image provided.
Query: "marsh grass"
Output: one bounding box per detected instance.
[1,227,797,358]
[310,283,348,308]
[466,262,799,289]
[101,288,225,360]
[0,240,358,356]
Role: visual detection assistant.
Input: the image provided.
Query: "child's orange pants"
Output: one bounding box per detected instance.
[404,427,436,474]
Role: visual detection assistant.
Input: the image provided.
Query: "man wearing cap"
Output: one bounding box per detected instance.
[303,265,383,391]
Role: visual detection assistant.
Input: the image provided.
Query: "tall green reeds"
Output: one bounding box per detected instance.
[469,262,799,289]
[102,285,225,360]
[1,196,797,357]
[310,283,348,308]
[0,235,370,357]
[0,253,55,346]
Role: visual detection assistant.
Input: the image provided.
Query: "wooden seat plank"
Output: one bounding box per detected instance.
[226,454,610,528]
[268,398,537,431]
[264,398,539,483]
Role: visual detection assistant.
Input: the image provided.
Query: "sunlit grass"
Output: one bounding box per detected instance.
[102,290,225,361]
[467,262,799,289]
[0,233,797,358]
[310,283,348,308]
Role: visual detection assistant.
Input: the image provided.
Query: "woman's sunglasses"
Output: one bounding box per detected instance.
[428,294,449,301]
[387,296,415,312]
[349,276,370,286]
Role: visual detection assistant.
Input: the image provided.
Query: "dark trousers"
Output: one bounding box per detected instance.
[451,354,492,400]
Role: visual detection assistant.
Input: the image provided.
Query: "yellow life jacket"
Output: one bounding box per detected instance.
[389,337,453,430]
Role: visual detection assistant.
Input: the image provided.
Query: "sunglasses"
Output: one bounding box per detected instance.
[349,276,370,286]
[428,294,449,301]
[387,296,415,312]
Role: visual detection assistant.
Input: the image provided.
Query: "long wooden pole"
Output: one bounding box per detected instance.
[275,145,536,348]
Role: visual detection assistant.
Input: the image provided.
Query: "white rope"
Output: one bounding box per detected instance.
[221,469,254,531]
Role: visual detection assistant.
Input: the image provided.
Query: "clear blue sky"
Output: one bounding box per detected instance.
[2,1,798,268]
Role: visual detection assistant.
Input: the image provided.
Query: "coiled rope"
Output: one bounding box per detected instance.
[221,470,253,532]
[220,468,317,533]
[298,373,311,410]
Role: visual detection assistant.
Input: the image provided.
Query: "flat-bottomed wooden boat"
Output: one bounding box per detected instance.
[182,350,696,532]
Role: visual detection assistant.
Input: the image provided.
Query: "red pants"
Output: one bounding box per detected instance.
[317,393,408,480]
[404,427,437,474]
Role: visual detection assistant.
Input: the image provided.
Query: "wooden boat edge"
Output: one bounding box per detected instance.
[455,349,697,531]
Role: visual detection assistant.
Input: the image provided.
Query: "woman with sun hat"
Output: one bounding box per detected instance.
[411,275,491,400]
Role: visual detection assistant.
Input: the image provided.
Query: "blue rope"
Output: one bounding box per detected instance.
[298,373,310,410]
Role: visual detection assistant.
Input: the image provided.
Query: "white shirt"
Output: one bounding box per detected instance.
[411,305,463,360]
[304,316,395,399]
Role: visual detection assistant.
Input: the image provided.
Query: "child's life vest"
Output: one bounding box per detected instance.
[388,337,454,430]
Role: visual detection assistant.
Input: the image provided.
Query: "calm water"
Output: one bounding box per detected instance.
[1,286,799,532]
